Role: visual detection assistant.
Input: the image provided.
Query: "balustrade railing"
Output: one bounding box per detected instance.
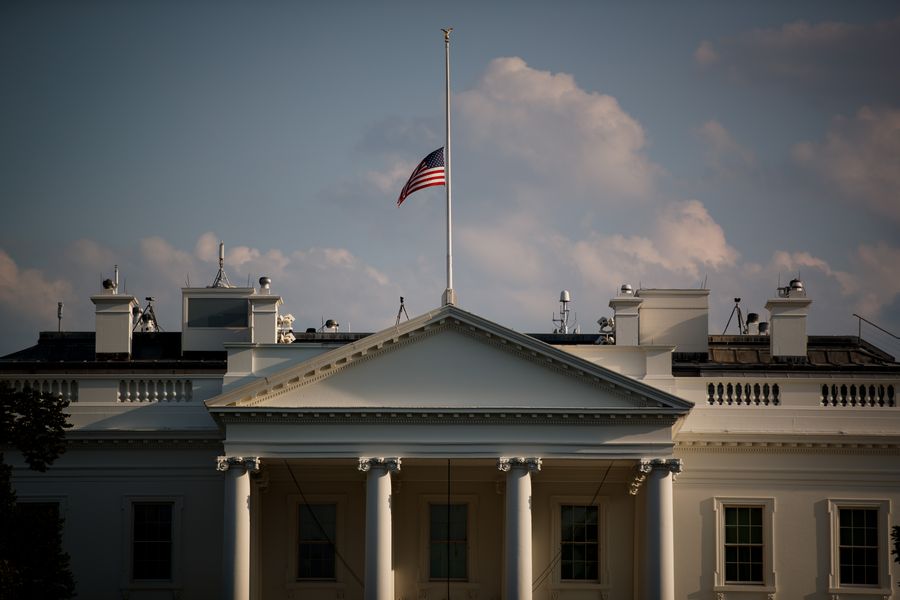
[117,379,193,403]
[821,383,895,407]
[707,382,780,406]
[1,378,79,402]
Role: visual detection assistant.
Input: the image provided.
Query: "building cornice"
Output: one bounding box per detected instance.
[676,440,900,454]
[209,408,681,427]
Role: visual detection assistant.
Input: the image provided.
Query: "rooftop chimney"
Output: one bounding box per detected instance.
[608,284,642,346]
[91,276,139,359]
[634,288,710,355]
[765,279,812,361]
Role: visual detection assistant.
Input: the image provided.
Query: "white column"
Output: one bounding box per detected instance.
[640,458,681,600]
[358,457,401,600]
[218,456,260,600]
[498,457,541,600]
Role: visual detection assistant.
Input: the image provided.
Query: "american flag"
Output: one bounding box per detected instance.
[397,147,445,206]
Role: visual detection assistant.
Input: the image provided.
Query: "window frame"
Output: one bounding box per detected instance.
[827,498,892,596]
[428,502,469,581]
[713,497,775,594]
[417,494,479,591]
[186,297,249,328]
[549,495,609,593]
[285,494,347,594]
[121,496,183,592]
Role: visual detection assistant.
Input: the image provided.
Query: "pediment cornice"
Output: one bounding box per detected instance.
[205,305,693,414]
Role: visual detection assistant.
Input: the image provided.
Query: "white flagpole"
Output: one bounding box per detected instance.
[441,27,457,306]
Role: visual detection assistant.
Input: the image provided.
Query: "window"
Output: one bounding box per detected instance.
[298,504,336,580]
[723,506,763,584]
[132,502,173,580]
[828,499,891,594]
[123,496,182,590]
[838,508,878,585]
[187,298,248,327]
[549,496,607,591]
[560,505,599,581]
[714,498,774,593]
[417,495,477,592]
[429,504,467,580]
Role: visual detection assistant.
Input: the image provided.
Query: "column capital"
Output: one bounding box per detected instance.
[630,458,682,495]
[358,457,401,473]
[216,456,261,473]
[497,457,542,473]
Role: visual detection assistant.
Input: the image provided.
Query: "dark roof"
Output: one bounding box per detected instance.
[2,329,896,376]
[673,335,898,375]
[0,331,225,372]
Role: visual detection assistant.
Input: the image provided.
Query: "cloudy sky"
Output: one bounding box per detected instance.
[2,1,899,355]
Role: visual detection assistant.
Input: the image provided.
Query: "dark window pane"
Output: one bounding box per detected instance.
[298,504,337,579]
[838,508,879,586]
[187,298,248,327]
[560,505,600,582]
[723,506,764,584]
[132,502,173,581]
[429,504,467,580]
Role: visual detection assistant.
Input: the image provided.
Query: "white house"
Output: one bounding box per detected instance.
[3,263,898,600]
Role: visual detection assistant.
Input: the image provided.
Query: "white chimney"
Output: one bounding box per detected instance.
[608,284,642,346]
[765,279,812,360]
[249,292,283,344]
[635,288,710,355]
[91,293,139,359]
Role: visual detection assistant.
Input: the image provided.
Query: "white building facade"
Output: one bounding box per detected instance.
[3,276,898,600]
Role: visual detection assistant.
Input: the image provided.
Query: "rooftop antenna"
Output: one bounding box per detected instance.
[722,297,745,334]
[133,297,162,332]
[114,265,119,295]
[210,241,233,288]
[57,302,63,333]
[395,296,410,326]
[552,290,574,334]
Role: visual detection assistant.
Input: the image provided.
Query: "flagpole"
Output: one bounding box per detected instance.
[441,27,456,307]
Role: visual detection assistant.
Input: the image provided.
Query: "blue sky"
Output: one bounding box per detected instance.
[2,1,899,355]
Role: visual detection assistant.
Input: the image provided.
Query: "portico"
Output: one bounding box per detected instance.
[206,304,692,600]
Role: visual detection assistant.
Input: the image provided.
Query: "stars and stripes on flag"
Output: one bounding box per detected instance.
[397,147,445,206]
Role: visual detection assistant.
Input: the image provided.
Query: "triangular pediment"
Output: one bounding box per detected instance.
[205,305,692,415]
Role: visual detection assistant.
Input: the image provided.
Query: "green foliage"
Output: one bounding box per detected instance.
[0,383,71,471]
[0,383,75,599]
[893,524,900,586]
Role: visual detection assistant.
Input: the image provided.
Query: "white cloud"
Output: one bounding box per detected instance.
[68,238,118,271]
[793,106,900,223]
[697,119,756,175]
[368,161,416,196]
[0,249,73,323]
[140,236,198,287]
[695,17,900,103]
[572,200,739,284]
[457,57,660,197]
[194,232,220,263]
[851,242,900,319]
[456,199,739,328]
[694,41,718,66]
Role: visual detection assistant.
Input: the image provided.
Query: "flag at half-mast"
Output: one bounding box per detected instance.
[397,147,445,206]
